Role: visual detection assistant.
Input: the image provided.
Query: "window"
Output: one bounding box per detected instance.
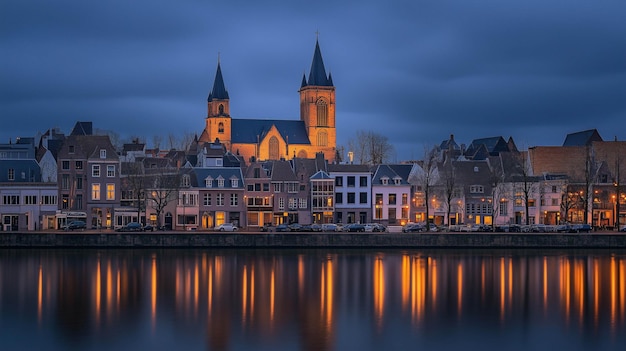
[106,184,115,200]
[375,206,382,220]
[181,174,190,187]
[100,149,106,158]
[231,179,239,188]
[360,176,367,187]
[203,193,212,206]
[394,178,401,185]
[92,165,100,177]
[254,183,261,191]
[316,99,328,126]
[317,131,328,147]
[76,177,83,190]
[551,198,559,206]
[75,161,83,170]
[375,193,383,205]
[278,197,285,210]
[76,194,82,210]
[401,207,408,219]
[528,199,536,207]
[247,184,254,191]
[230,193,238,206]
[92,183,101,200]
[381,178,389,185]
[470,185,484,193]
[299,198,307,208]
[335,177,343,186]
[7,168,14,181]
[107,165,115,177]
[62,174,70,190]
[62,195,69,209]
[24,195,37,205]
[269,136,279,160]
[360,192,368,204]
[499,200,508,215]
[41,195,57,205]
[273,183,281,192]
[263,183,269,192]
[206,178,213,188]
[347,192,356,204]
[402,193,408,205]
[347,176,355,187]
[388,193,396,205]
[62,161,70,170]
[288,183,298,193]
[218,178,224,188]
[289,198,297,209]
[68,145,74,154]
[335,193,343,204]
[218,122,224,133]
[254,168,260,178]
[216,193,224,206]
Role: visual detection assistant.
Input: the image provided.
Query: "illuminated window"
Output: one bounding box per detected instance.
[218,122,224,133]
[106,184,115,200]
[317,131,328,147]
[269,136,279,160]
[92,183,101,200]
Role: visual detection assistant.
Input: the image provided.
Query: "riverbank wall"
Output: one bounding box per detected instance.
[1,232,625,248]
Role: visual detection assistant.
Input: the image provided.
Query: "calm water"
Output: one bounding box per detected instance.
[0,249,625,351]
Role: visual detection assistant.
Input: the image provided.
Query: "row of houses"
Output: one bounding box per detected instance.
[1,122,624,231]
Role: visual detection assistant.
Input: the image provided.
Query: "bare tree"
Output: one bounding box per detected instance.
[347,130,393,165]
[122,161,146,223]
[580,145,598,225]
[490,171,506,231]
[514,151,538,225]
[439,160,456,226]
[560,181,577,223]
[416,146,439,230]
[146,169,181,228]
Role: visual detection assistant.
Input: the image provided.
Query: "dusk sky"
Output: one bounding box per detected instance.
[2,0,625,161]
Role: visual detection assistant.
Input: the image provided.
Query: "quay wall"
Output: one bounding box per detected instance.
[1,232,625,248]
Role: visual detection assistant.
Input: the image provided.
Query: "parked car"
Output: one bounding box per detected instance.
[402,223,424,233]
[143,225,155,232]
[310,224,322,232]
[157,224,172,231]
[370,223,387,232]
[260,223,273,232]
[117,222,143,232]
[569,224,592,233]
[64,220,87,231]
[321,223,338,232]
[214,223,238,232]
[620,226,626,232]
[288,223,303,232]
[275,224,290,232]
[346,223,365,232]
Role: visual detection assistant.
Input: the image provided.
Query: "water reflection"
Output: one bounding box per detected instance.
[1,249,625,351]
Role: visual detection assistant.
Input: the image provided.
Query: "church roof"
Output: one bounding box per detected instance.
[208,61,229,101]
[304,40,333,87]
[231,119,311,145]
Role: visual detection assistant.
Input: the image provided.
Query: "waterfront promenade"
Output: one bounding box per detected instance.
[1,231,625,248]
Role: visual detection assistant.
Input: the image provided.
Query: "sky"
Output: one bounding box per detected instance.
[2,0,625,161]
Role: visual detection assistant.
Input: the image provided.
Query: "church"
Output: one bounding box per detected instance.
[198,39,337,163]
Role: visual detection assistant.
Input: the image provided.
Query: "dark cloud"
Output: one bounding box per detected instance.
[1,0,625,159]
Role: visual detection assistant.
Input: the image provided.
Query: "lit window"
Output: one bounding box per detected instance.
[92,183,101,200]
[106,184,115,200]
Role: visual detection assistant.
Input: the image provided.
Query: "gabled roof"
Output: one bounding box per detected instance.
[388,164,413,181]
[372,165,409,185]
[303,39,333,87]
[231,119,310,144]
[70,121,93,136]
[208,61,229,101]
[190,167,243,188]
[563,129,603,146]
[466,136,509,158]
[310,170,331,180]
[270,160,298,181]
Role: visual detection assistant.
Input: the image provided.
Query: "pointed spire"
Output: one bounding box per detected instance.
[306,39,333,87]
[301,73,307,88]
[208,61,229,102]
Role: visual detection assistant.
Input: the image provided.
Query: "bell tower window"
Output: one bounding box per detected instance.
[269,136,279,160]
[317,131,328,147]
[316,99,328,126]
[218,122,224,133]
[219,104,224,115]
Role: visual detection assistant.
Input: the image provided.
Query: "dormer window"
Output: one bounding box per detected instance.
[381,177,389,185]
[394,178,401,185]
[231,179,239,187]
[470,185,484,194]
[100,149,106,159]
[205,177,213,188]
[181,174,190,187]
[217,177,225,188]
[216,159,223,166]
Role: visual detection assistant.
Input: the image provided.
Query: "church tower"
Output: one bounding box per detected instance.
[299,39,336,154]
[200,61,232,149]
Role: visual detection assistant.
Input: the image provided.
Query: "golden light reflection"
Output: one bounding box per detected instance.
[543,257,548,313]
[611,257,616,328]
[374,257,384,329]
[95,258,101,325]
[250,266,255,321]
[431,257,437,309]
[401,255,410,310]
[621,259,625,325]
[208,259,213,317]
[37,265,42,323]
[242,265,248,323]
[457,262,463,317]
[270,267,275,323]
[325,258,334,328]
[151,255,157,327]
[194,263,199,312]
[594,258,599,327]
[411,257,426,324]
[106,261,112,318]
[500,257,505,321]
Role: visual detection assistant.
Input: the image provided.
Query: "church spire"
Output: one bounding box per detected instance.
[208,61,229,102]
[305,39,333,87]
